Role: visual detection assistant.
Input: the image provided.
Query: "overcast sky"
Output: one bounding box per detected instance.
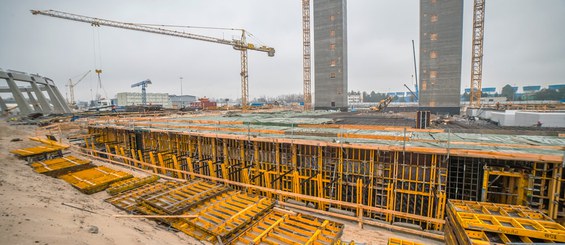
[1,0,564,102]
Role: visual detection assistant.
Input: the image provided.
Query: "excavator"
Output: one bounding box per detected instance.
[370,96,394,112]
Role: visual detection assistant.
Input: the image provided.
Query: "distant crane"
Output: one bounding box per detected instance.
[469,0,486,108]
[404,84,419,101]
[66,70,91,105]
[31,9,275,111]
[302,0,312,110]
[411,40,419,102]
[131,79,152,105]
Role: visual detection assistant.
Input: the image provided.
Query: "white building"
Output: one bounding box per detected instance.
[347,93,363,104]
[116,92,171,108]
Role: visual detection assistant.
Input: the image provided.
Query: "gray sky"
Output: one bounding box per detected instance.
[1,0,564,102]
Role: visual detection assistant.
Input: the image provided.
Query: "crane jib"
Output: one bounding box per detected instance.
[31,9,275,111]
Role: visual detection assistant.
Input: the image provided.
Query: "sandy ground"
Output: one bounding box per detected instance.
[0,119,444,245]
[0,121,201,245]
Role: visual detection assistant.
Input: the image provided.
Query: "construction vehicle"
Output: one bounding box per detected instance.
[370,96,394,112]
[66,70,91,106]
[404,84,418,101]
[131,79,152,106]
[31,9,275,111]
[411,40,419,102]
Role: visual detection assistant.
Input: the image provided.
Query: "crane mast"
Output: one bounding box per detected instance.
[31,9,275,111]
[469,0,486,108]
[302,0,312,110]
[131,79,152,105]
[67,70,91,105]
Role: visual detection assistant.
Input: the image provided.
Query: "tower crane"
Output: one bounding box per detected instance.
[469,0,486,108]
[66,70,91,105]
[302,0,312,110]
[31,9,275,111]
[131,79,152,105]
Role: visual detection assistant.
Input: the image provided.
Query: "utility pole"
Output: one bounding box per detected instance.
[180,76,184,108]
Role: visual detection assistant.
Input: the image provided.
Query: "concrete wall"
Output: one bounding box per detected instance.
[489,111,516,126]
[482,110,565,128]
[419,0,464,114]
[314,0,348,110]
[515,112,565,128]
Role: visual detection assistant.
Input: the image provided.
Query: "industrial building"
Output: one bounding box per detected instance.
[314,0,348,111]
[169,94,196,109]
[116,92,171,108]
[419,0,464,114]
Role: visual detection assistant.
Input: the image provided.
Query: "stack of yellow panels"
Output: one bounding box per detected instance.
[174,191,275,244]
[106,181,179,211]
[139,180,229,215]
[229,209,344,245]
[31,156,92,177]
[10,145,63,160]
[59,166,132,194]
[445,200,565,244]
[106,175,159,196]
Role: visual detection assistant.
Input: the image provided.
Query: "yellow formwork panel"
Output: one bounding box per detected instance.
[230,209,344,245]
[171,191,275,243]
[31,156,92,177]
[139,180,230,215]
[387,238,424,245]
[106,182,180,211]
[445,221,556,245]
[447,199,565,243]
[10,145,63,157]
[106,175,159,196]
[29,137,69,149]
[59,166,133,194]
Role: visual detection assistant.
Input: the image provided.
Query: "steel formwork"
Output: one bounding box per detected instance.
[82,121,565,235]
[87,126,450,230]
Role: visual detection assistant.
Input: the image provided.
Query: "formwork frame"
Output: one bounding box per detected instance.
[78,124,564,239]
[86,126,451,231]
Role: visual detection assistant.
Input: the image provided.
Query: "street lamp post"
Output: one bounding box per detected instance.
[180,76,184,108]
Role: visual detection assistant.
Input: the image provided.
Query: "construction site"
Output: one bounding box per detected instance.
[1,1,565,245]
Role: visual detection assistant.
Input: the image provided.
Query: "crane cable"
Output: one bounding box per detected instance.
[92,27,108,100]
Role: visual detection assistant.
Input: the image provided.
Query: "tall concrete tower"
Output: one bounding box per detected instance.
[314,0,348,111]
[419,0,464,114]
